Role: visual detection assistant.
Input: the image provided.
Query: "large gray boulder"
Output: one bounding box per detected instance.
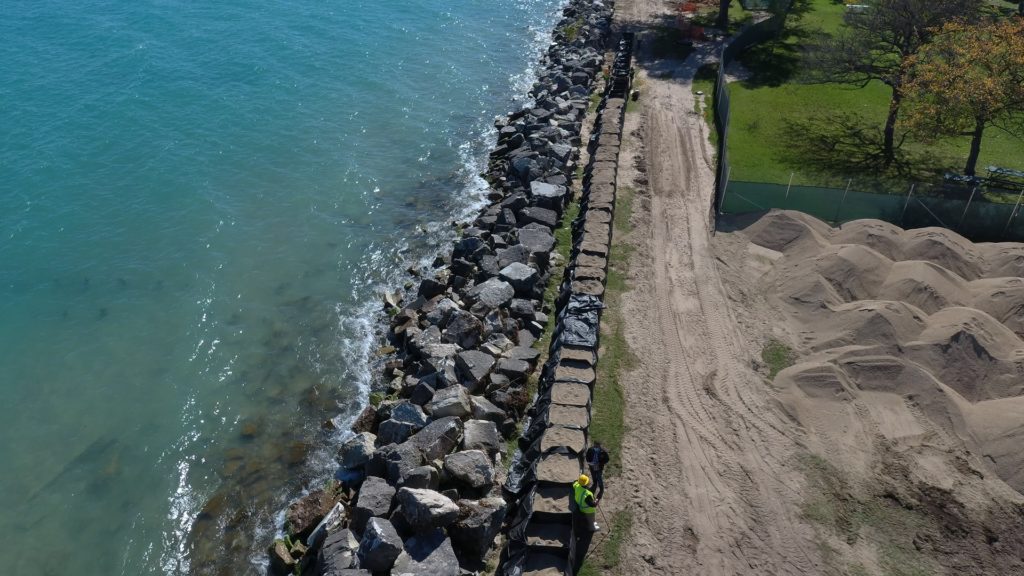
[497,357,531,383]
[393,529,460,576]
[401,465,439,490]
[455,350,495,391]
[357,518,403,572]
[468,278,515,309]
[317,528,359,575]
[462,420,502,457]
[443,450,494,489]
[517,206,557,228]
[424,385,471,419]
[385,441,426,485]
[408,416,464,461]
[338,432,376,470]
[470,396,507,424]
[396,487,459,531]
[352,476,395,534]
[530,181,568,212]
[376,403,429,445]
[499,262,539,296]
[442,309,483,349]
[517,225,555,254]
[448,497,508,559]
[496,244,530,269]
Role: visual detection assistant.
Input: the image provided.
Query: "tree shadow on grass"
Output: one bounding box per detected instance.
[733,0,825,87]
[777,112,946,189]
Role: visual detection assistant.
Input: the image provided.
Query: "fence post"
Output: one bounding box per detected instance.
[900,183,916,226]
[718,165,731,214]
[1001,188,1024,239]
[833,178,851,225]
[784,172,794,206]
[958,186,978,230]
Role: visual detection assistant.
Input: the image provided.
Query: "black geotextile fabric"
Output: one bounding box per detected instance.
[555,294,603,349]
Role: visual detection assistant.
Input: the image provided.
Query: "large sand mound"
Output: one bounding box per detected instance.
[743,210,1024,494]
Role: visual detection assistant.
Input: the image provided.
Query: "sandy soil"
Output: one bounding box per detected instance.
[602,1,1024,574]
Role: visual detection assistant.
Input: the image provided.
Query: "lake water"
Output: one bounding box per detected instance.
[0,1,565,573]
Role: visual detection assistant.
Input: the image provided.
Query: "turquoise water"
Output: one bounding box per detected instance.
[0,1,564,574]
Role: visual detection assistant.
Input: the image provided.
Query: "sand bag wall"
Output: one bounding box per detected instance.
[264,3,618,576]
[498,32,634,576]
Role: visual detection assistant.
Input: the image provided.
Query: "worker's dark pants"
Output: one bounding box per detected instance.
[588,466,604,500]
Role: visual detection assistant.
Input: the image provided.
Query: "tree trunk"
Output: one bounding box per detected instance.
[882,88,902,165]
[964,118,985,176]
[716,0,730,30]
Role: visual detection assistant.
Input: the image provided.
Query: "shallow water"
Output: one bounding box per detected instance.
[0,1,565,573]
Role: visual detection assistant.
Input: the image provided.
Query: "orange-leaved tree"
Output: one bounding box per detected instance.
[902,17,1024,176]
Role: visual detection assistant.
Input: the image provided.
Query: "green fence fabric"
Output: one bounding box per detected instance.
[721,180,1024,242]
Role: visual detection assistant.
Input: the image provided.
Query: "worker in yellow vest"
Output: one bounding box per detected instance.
[572,474,600,532]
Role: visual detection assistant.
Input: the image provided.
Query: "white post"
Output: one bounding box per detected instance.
[834,178,852,224]
[1002,188,1024,239]
[900,183,916,225]
[784,172,794,204]
[718,165,732,214]
[958,186,978,230]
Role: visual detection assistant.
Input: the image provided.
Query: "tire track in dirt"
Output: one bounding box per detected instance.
[602,2,824,572]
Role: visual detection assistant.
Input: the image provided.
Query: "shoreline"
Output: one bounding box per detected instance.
[262,1,617,574]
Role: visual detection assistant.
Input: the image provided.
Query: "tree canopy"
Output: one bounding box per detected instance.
[806,0,982,163]
[902,18,1024,176]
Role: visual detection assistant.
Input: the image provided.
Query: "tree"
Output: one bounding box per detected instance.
[715,0,731,30]
[902,18,1024,176]
[805,0,981,165]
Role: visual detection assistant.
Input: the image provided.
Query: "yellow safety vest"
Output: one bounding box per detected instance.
[572,481,596,514]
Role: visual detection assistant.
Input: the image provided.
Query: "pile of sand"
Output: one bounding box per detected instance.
[743,210,1024,494]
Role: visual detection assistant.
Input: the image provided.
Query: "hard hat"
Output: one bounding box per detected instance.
[578,474,590,486]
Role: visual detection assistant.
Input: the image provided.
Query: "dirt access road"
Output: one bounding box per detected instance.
[601,1,826,574]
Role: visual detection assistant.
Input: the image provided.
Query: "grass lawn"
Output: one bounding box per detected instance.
[723,0,1024,192]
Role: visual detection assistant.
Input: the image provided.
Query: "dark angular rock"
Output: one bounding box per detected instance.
[338,431,376,470]
[393,530,460,576]
[443,450,494,489]
[462,419,502,457]
[356,518,402,572]
[496,244,530,269]
[470,395,507,425]
[385,441,425,485]
[401,465,439,490]
[408,416,464,461]
[505,346,541,366]
[417,276,447,299]
[497,357,531,382]
[455,350,495,391]
[467,278,515,309]
[509,298,536,319]
[529,181,568,212]
[409,380,436,407]
[517,206,558,228]
[516,225,555,254]
[448,497,508,559]
[499,262,540,296]
[396,487,460,531]
[452,236,488,261]
[442,309,483,349]
[318,528,359,575]
[424,384,471,419]
[350,404,378,435]
[352,476,395,534]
